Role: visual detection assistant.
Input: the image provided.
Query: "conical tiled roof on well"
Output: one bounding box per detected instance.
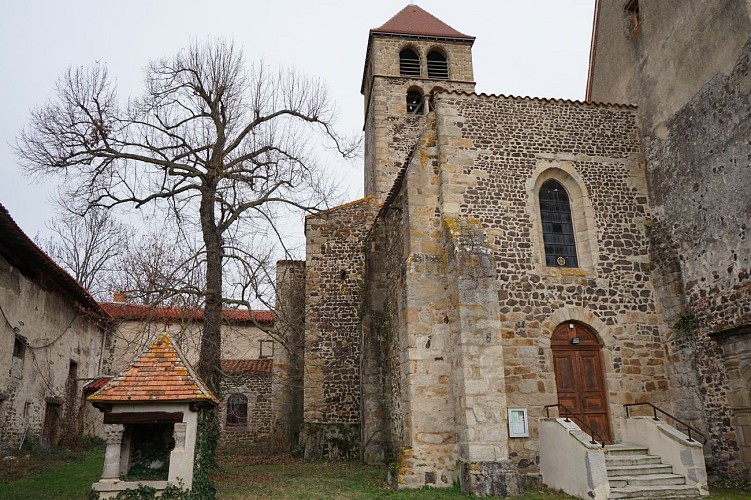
[88,333,219,405]
[371,4,473,39]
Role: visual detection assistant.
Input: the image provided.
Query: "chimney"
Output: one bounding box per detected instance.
[113,291,127,303]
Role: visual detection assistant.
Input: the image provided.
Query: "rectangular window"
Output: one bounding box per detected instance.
[10,334,26,378]
[259,340,274,358]
[226,393,248,427]
[12,334,25,359]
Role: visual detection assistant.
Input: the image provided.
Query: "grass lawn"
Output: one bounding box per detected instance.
[0,446,749,499]
[0,447,103,499]
[215,453,572,499]
[214,452,751,499]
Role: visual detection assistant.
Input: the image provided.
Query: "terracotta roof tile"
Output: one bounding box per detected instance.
[83,376,111,394]
[371,4,473,40]
[87,333,219,405]
[221,359,273,374]
[100,303,275,325]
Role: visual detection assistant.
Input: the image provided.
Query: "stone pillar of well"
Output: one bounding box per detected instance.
[168,421,194,489]
[101,424,125,482]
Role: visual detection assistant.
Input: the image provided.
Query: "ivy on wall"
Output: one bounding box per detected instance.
[89,409,219,500]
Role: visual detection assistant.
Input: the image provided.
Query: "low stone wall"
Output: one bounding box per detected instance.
[299,422,360,460]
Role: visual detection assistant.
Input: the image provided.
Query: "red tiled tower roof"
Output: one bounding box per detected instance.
[87,333,219,405]
[371,4,473,39]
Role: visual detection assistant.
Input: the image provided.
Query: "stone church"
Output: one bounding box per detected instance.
[290,2,751,497]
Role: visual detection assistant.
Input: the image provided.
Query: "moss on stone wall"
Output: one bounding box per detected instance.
[299,422,360,461]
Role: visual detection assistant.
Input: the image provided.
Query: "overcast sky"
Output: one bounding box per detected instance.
[0,0,596,243]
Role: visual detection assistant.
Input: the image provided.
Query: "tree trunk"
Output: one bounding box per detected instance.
[198,186,223,395]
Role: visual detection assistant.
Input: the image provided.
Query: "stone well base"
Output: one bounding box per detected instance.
[460,459,522,497]
[92,480,171,498]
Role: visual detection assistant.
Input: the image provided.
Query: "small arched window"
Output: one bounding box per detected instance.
[226,393,248,426]
[406,89,424,114]
[539,180,578,267]
[427,51,448,79]
[399,48,421,77]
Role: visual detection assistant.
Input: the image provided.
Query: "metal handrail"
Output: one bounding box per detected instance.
[624,402,707,444]
[544,403,606,448]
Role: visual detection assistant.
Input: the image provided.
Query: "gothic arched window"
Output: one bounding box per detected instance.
[226,393,248,426]
[539,180,578,267]
[399,48,421,77]
[427,51,449,79]
[406,88,424,114]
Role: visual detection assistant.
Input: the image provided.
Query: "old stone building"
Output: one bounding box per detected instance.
[0,203,111,449]
[293,2,750,497]
[100,300,280,447]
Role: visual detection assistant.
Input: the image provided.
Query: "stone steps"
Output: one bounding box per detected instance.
[605,455,662,466]
[608,484,704,499]
[604,444,702,499]
[608,473,686,488]
[606,463,674,477]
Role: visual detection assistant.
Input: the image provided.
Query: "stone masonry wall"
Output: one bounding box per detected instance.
[363,81,425,201]
[642,40,751,478]
[395,119,461,489]
[434,93,669,476]
[589,3,751,478]
[304,197,379,428]
[218,370,272,447]
[363,34,475,201]
[270,260,305,451]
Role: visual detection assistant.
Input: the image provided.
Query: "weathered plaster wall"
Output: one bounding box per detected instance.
[589,1,750,131]
[108,318,273,374]
[0,254,108,448]
[590,0,751,479]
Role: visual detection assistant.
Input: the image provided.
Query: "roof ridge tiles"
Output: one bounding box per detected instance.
[436,89,637,109]
[305,195,375,219]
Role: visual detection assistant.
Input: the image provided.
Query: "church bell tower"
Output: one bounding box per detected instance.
[361,4,476,201]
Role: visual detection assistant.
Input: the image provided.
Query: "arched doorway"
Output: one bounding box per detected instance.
[551,321,612,443]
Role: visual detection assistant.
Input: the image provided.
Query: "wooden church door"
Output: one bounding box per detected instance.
[551,322,612,444]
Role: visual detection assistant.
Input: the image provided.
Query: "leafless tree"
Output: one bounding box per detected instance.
[15,39,354,392]
[109,231,205,308]
[38,206,130,300]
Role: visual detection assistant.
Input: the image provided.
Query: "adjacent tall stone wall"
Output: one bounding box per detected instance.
[302,197,378,459]
[270,260,305,451]
[642,43,751,478]
[590,0,751,479]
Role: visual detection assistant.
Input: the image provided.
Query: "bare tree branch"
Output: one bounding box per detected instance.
[16,38,352,392]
